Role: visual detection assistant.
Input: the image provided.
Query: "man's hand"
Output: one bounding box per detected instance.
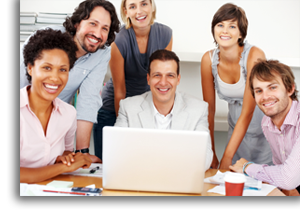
[83,153,102,163]
[55,152,76,166]
[229,158,249,173]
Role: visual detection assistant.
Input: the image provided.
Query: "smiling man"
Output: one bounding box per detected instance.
[229,60,300,196]
[114,49,213,170]
[20,0,120,162]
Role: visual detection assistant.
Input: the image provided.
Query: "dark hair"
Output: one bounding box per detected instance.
[148,49,180,75]
[63,0,120,48]
[249,60,298,101]
[211,3,248,47]
[23,28,78,83]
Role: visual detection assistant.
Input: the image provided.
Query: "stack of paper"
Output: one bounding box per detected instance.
[204,170,277,196]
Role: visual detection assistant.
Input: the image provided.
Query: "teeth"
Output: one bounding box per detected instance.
[221,36,230,40]
[159,88,168,91]
[88,37,98,43]
[137,16,146,20]
[45,84,58,90]
[263,101,276,107]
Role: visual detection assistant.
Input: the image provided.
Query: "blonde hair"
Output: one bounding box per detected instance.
[120,0,156,29]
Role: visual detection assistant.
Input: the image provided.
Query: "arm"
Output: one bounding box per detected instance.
[201,51,219,168]
[219,47,266,169]
[165,35,173,51]
[75,49,111,163]
[110,42,126,116]
[230,138,300,190]
[20,152,92,184]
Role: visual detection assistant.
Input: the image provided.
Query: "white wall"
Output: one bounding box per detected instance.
[20,0,300,131]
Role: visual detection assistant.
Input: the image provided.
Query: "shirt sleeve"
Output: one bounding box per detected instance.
[76,47,111,123]
[246,137,300,190]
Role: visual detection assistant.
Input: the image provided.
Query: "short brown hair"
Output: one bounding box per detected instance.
[211,3,248,47]
[120,0,156,29]
[249,60,298,101]
[148,49,180,75]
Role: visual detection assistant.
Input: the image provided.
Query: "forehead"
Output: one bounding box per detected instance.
[253,74,283,88]
[150,59,177,74]
[85,6,111,26]
[35,49,69,63]
[126,0,149,5]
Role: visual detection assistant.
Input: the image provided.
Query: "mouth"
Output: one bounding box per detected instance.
[157,88,170,93]
[263,101,277,107]
[86,35,101,45]
[136,15,147,21]
[220,36,231,40]
[43,83,60,93]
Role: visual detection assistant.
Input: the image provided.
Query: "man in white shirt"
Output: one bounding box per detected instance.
[114,49,213,169]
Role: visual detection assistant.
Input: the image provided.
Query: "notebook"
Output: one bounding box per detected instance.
[102,126,209,194]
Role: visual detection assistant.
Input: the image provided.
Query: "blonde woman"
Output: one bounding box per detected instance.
[93,0,173,160]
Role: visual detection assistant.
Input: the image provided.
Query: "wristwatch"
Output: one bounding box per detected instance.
[75,148,89,154]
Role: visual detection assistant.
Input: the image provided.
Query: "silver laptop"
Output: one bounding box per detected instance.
[102,126,209,194]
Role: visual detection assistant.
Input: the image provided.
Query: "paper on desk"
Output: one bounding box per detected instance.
[204,170,262,189]
[207,183,276,196]
[62,163,102,177]
[20,183,100,196]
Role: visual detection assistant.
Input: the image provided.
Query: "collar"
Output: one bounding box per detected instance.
[262,100,299,131]
[20,85,62,114]
[152,94,176,117]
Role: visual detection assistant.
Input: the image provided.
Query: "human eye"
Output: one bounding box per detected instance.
[255,89,262,94]
[230,25,236,29]
[43,66,51,71]
[60,68,68,72]
[217,23,223,27]
[90,22,96,26]
[129,5,135,9]
[270,86,277,90]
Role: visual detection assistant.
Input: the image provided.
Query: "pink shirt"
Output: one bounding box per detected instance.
[246,100,300,190]
[20,86,77,168]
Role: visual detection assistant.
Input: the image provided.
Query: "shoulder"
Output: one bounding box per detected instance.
[201,50,213,64]
[248,45,266,62]
[55,98,77,118]
[180,92,208,109]
[121,92,149,105]
[115,25,130,42]
[152,22,172,36]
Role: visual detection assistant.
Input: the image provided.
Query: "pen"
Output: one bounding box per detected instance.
[89,166,100,173]
[43,190,86,195]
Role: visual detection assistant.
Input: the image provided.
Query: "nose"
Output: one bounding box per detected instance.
[137,5,142,14]
[49,70,59,82]
[159,75,167,86]
[222,26,228,33]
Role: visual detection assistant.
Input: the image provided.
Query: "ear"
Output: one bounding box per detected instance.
[288,84,296,97]
[177,74,181,85]
[27,63,33,76]
[147,73,150,85]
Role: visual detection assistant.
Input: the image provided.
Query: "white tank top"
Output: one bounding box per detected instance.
[209,50,246,98]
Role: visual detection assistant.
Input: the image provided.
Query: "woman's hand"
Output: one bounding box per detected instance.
[55,152,75,166]
[219,156,232,169]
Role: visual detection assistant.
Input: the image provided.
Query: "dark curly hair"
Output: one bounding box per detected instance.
[63,0,120,49]
[23,28,78,83]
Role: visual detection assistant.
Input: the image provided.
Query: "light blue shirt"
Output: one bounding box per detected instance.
[20,26,110,123]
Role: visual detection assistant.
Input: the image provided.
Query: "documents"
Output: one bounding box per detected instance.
[62,163,102,177]
[204,170,262,189]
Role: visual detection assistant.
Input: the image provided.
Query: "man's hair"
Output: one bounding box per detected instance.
[23,28,78,83]
[120,0,156,29]
[211,3,248,47]
[249,60,298,101]
[148,49,180,75]
[63,0,120,49]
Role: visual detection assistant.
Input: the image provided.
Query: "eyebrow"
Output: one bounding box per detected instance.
[90,19,110,28]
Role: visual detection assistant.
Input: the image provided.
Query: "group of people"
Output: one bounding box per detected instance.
[19,0,299,195]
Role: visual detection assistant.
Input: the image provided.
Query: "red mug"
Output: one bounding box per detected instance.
[224,173,246,196]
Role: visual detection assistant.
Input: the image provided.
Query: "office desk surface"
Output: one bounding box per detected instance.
[36,169,284,196]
